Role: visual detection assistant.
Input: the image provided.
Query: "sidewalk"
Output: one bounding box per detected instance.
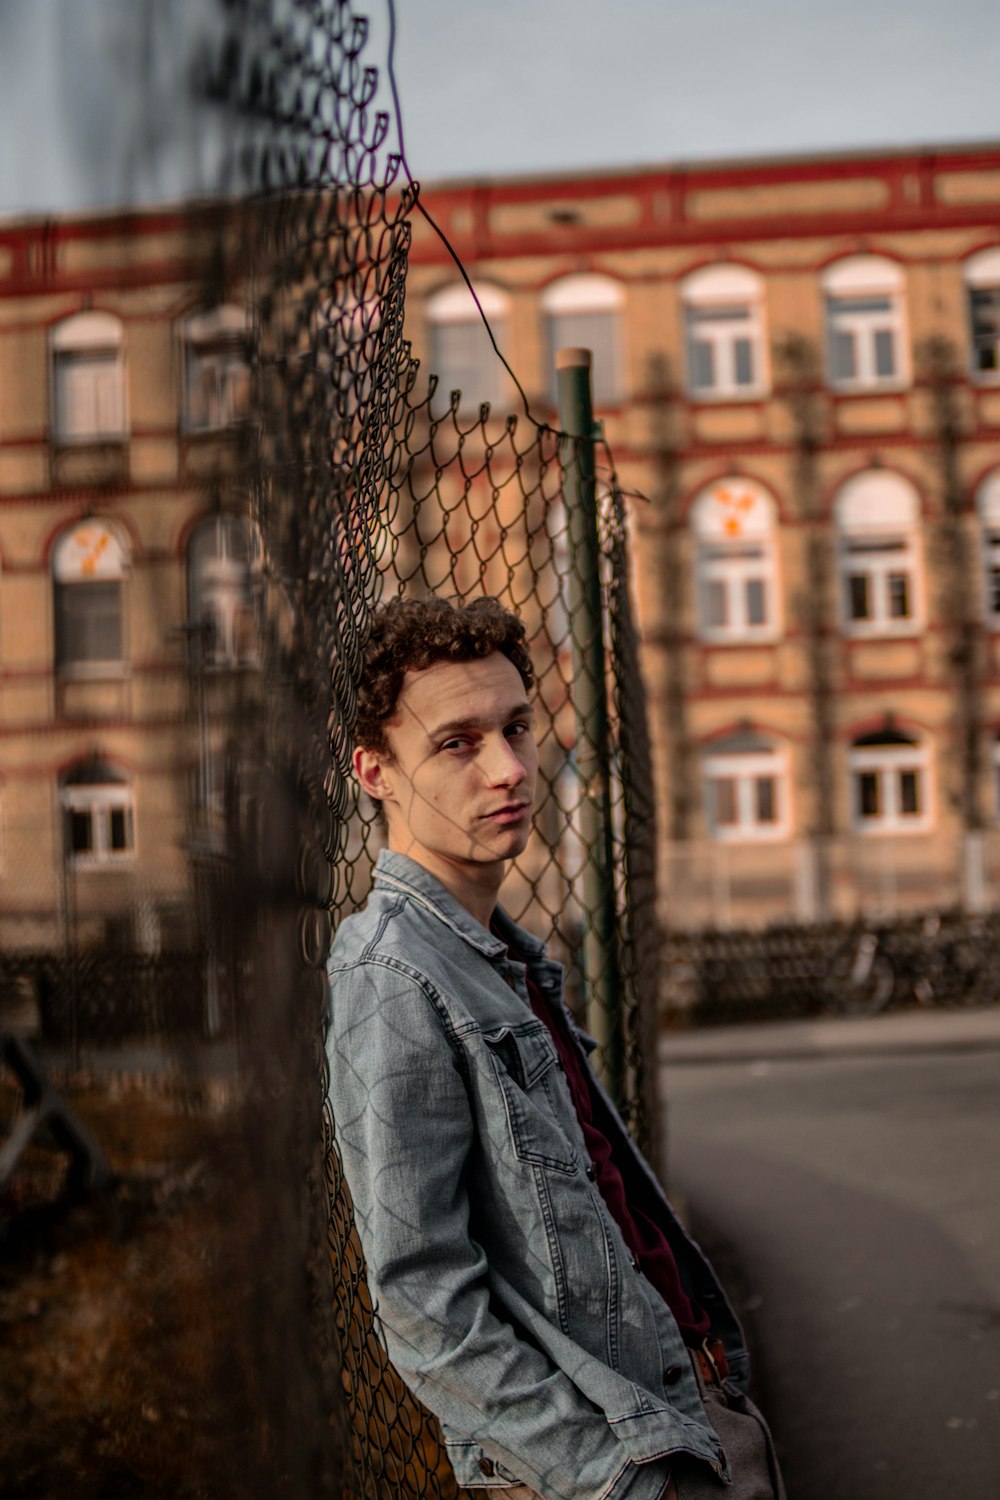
[660,1003,1000,1065]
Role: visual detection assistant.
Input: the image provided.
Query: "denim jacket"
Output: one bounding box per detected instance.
[326,851,748,1500]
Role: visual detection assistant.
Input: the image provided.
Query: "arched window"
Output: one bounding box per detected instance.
[182,305,251,431]
[542,274,625,406]
[849,728,931,833]
[52,520,128,673]
[965,248,1000,382]
[835,471,922,634]
[187,514,260,667]
[426,282,509,411]
[691,478,779,642]
[50,311,126,443]
[822,257,907,391]
[61,758,135,866]
[977,469,1000,626]
[681,265,767,399]
[703,731,790,841]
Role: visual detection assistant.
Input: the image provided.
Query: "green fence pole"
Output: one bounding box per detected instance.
[556,347,624,1106]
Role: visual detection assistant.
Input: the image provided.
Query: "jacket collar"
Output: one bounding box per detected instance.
[373,849,546,963]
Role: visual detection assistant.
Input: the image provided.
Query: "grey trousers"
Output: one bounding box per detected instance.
[462,1359,786,1500]
[671,1358,786,1499]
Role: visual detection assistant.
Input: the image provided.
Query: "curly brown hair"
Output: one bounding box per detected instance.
[353,595,535,754]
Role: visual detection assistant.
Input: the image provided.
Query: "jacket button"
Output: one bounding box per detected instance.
[664,1366,683,1386]
[479,1458,495,1477]
[585,1162,596,1181]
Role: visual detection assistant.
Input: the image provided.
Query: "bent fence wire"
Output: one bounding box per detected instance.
[0,2,658,1496]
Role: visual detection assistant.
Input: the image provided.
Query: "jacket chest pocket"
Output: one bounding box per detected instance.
[482,1024,579,1175]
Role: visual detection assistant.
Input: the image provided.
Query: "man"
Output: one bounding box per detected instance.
[327,595,785,1500]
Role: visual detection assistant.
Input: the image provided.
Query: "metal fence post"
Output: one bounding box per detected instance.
[556,347,624,1105]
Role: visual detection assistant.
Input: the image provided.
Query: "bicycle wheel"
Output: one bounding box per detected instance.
[825,934,896,1016]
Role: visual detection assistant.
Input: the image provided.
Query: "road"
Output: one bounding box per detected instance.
[659,1010,1000,1500]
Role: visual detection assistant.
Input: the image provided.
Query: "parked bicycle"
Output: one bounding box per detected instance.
[823,913,992,1016]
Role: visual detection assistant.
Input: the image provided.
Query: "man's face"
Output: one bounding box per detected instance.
[358,653,538,887]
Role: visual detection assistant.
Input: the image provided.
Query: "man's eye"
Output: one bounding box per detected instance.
[441,737,473,752]
[506,721,530,739]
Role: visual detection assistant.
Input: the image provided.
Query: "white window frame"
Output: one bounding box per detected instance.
[62,779,136,868]
[682,264,767,400]
[849,738,932,834]
[691,479,780,644]
[822,257,908,393]
[543,274,625,407]
[703,739,791,842]
[52,521,129,677]
[50,311,127,444]
[182,305,251,432]
[965,248,1000,384]
[835,471,923,637]
[977,470,1000,627]
[426,282,509,412]
[188,515,261,669]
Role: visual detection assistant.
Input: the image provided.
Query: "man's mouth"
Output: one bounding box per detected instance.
[481,803,531,824]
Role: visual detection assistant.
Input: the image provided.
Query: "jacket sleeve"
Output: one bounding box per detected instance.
[327,959,672,1500]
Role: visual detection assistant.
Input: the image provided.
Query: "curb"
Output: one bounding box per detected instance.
[659,1006,1000,1067]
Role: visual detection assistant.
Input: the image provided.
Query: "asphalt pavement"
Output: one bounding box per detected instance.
[659,1006,1000,1500]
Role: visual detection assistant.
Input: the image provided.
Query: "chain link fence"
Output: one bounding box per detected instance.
[1,2,660,1495]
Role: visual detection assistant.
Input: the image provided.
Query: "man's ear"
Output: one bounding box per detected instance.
[353,745,394,807]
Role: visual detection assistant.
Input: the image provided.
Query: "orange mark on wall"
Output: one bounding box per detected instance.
[713,484,757,539]
[76,530,110,577]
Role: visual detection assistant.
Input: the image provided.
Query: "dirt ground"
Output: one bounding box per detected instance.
[0,1070,328,1500]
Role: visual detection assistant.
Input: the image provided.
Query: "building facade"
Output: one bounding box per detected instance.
[0,205,258,966]
[3,144,1000,955]
[405,143,1000,927]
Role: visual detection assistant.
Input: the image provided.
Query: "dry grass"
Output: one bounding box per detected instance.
[0,1074,336,1500]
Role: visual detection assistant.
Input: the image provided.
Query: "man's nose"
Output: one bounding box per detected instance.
[483,735,528,787]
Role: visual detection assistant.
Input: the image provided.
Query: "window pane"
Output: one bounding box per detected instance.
[55,581,123,665]
[845,537,906,555]
[432,320,502,408]
[711,778,738,827]
[69,809,93,854]
[830,329,855,381]
[989,566,1000,617]
[691,338,715,391]
[899,770,920,816]
[691,305,750,324]
[888,571,911,618]
[874,329,896,378]
[187,349,249,429]
[970,289,1000,372]
[745,577,767,626]
[755,777,776,823]
[550,311,620,405]
[109,806,131,851]
[733,338,754,387]
[836,296,892,316]
[57,351,124,439]
[848,573,870,620]
[857,771,880,819]
[704,578,728,629]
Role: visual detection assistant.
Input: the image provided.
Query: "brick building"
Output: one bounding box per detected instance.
[0,205,256,964]
[2,143,1000,957]
[404,143,1000,927]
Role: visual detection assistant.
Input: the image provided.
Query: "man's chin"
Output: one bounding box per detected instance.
[470,824,532,862]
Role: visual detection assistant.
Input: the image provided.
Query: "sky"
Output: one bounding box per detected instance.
[0,0,998,215]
